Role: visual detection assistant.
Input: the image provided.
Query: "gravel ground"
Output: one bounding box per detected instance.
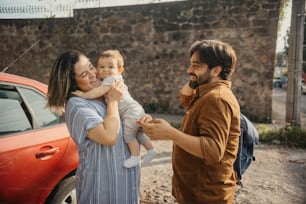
[140,141,306,204]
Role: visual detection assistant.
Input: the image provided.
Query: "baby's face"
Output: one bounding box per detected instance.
[97,57,120,79]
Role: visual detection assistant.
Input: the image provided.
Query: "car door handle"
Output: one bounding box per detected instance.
[35,147,59,159]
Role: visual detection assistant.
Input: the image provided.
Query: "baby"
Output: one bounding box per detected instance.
[73,50,157,168]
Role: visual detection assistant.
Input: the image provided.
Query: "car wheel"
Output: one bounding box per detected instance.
[47,175,77,204]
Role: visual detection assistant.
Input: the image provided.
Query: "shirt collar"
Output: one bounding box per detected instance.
[196,80,232,96]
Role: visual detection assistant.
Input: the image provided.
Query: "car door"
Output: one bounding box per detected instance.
[0,84,71,204]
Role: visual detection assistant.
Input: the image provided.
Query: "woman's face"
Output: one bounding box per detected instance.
[74,55,101,92]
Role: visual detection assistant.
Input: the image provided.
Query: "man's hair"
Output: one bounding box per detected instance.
[99,49,124,67]
[189,40,237,80]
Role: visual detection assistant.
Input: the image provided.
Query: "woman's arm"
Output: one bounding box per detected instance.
[87,81,123,145]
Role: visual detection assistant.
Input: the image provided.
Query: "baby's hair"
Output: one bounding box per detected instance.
[100,49,124,67]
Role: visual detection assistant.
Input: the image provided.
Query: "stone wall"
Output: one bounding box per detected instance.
[0,0,281,122]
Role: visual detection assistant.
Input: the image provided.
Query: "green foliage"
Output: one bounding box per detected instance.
[275,52,288,67]
[257,124,306,148]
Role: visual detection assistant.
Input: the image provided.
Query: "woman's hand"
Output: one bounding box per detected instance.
[106,80,123,102]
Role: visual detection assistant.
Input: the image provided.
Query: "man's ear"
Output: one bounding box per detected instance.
[118,66,125,74]
[211,66,222,77]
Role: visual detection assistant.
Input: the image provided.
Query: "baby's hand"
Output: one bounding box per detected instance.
[72,90,85,97]
[137,114,153,125]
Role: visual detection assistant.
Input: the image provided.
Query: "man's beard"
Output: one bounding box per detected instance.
[189,70,212,88]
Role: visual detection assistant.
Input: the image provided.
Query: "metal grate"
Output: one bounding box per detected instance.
[0,0,179,19]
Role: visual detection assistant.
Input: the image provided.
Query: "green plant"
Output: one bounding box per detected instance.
[258,124,306,148]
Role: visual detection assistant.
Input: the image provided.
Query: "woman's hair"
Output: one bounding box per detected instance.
[189,40,237,80]
[99,49,124,67]
[47,49,82,114]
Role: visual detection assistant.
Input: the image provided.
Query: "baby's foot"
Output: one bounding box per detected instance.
[123,155,141,168]
[143,149,157,166]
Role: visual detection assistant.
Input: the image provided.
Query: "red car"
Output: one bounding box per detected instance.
[0,72,78,204]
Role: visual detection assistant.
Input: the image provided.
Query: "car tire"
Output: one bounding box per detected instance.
[47,175,77,204]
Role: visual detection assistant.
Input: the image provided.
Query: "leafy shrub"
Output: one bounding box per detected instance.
[257,124,306,148]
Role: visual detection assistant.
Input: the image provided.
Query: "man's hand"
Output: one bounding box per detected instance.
[137,117,174,140]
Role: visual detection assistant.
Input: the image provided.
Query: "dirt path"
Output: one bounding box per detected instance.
[140,141,306,204]
[234,144,306,204]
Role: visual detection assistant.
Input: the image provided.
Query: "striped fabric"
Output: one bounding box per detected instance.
[65,97,140,204]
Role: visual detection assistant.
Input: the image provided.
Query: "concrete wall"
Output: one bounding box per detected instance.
[0,0,281,122]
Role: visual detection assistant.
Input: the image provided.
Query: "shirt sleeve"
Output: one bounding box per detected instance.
[65,97,104,149]
[198,97,232,164]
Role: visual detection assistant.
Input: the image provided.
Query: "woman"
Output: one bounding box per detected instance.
[47,50,140,204]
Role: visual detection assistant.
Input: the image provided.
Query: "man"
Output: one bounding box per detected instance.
[138,40,241,203]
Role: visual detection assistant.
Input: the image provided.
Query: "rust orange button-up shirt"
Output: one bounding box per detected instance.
[172,80,240,204]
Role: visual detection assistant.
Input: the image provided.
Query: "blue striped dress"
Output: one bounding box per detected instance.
[65,97,140,204]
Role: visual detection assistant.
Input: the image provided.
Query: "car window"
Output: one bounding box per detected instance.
[18,87,61,128]
[0,89,22,102]
[0,99,31,136]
